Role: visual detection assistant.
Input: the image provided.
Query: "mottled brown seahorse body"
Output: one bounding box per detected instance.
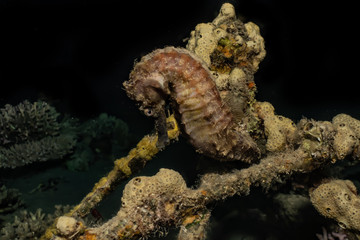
[123,47,260,163]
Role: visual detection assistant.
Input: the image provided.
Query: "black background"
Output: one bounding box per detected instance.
[0,0,359,126]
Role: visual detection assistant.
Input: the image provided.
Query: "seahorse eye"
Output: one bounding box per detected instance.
[144,108,154,116]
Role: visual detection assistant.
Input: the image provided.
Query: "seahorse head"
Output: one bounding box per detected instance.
[124,69,171,149]
[124,70,170,118]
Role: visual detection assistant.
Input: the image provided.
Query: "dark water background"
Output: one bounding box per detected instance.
[0,0,359,239]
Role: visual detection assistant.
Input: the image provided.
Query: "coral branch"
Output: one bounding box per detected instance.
[60,135,341,240]
[72,114,178,218]
[41,114,179,239]
[0,100,76,168]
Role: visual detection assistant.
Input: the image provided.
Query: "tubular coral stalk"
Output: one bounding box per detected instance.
[124,47,260,163]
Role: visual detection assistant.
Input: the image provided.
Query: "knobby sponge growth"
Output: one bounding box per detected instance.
[43,3,360,240]
[310,179,360,231]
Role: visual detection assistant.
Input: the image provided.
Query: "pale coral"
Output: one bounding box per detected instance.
[332,114,359,159]
[254,101,297,152]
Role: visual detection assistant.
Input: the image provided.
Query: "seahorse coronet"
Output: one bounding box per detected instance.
[123,46,260,163]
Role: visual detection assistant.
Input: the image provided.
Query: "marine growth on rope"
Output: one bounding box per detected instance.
[123,47,260,163]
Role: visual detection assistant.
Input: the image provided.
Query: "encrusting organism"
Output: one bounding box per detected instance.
[332,114,360,159]
[186,2,265,111]
[254,101,297,152]
[310,179,360,232]
[41,3,360,240]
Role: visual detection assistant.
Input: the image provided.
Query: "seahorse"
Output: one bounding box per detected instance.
[123,47,260,163]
